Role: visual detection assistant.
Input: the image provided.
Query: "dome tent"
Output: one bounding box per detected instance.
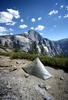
[22,58,52,80]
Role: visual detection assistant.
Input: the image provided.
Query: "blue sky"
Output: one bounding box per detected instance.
[0,0,68,40]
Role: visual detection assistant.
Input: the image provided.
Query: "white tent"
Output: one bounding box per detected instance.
[23,58,52,80]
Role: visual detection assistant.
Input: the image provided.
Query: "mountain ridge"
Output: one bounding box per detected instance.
[0,30,68,56]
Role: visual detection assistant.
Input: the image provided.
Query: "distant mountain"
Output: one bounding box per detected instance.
[0,30,68,56]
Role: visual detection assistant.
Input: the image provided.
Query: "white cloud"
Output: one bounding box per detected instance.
[0,26,7,33]
[0,11,13,23]
[60,5,64,9]
[31,18,36,22]
[40,32,43,35]
[10,33,14,35]
[0,26,9,35]
[58,15,61,19]
[9,28,13,31]
[6,22,16,26]
[38,17,42,21]
[0,26,14,35]
[66,6,68,10]
[35,25,45,31]
[0,9,20,25]
[20,19,24,22]
[48,10,58,16]
[64,14,68,18]
[56,3,58,5]
[24,32,28,34]
[19,24,28,29]
[30,27,34,30]
[7,9,20,19]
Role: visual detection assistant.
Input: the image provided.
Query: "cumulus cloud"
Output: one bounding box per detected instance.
[58,15,61,19]
[30,27,34,30]
[19,24,28,29]
[6,22,16,26]
[0,26,9,35]
[0,26,14,35]
[9,33,14,35]
[0,26,7,33]
[35,25,45,31]
[0,9,20,25]
[9,28,13,31]
[7,9,20,19]
[64,14,68,18]
[0,11,13,23]
[40,32,43,35]
[56,3,58,5]
[20,19,24,22]
[31,18,36,22]
[38,17,42,21]
[60,5,64,9]
[48,10,58,16]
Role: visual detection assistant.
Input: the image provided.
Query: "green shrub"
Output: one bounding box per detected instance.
[0,50,68,72]
[0,52,10,56]
[10,51,38,60]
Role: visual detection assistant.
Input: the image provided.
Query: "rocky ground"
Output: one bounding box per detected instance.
[0,56,68,100]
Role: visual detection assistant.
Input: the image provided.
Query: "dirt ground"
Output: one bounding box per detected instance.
[0,56,68,100]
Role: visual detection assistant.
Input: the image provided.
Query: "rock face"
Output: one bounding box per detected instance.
[0,56,68,100]
[0,30,68,56]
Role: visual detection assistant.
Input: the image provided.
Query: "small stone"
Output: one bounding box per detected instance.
[7,82,11,89]
[38,84,46,89]
[38,84,51,90]
[60,76,64,80]
[9,66,17,72]
[45,85,51,90]
[16,61,19,64]
[23,62,25,64]
[12,67,17,71]
[24,74,29,78]
[44,96,53,100]
[10,65,13,67]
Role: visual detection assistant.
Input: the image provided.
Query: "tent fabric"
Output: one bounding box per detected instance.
[22,58,52,80]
